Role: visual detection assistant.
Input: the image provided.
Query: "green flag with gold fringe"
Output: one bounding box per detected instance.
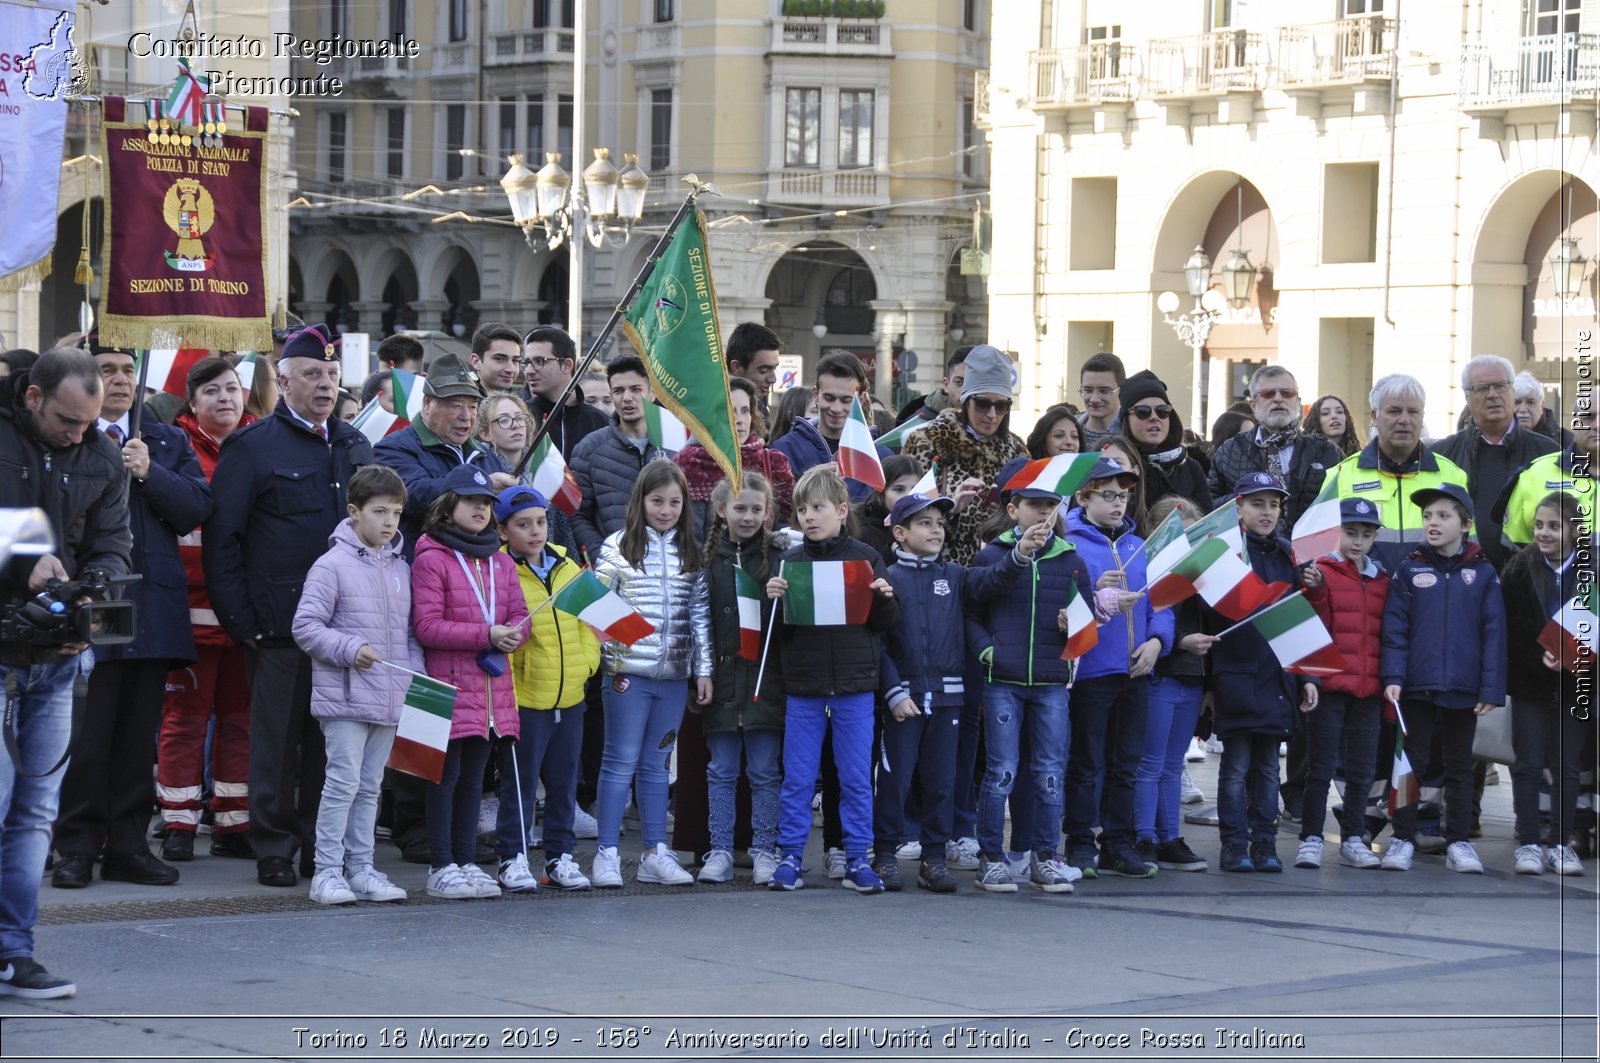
[621,209,742,487]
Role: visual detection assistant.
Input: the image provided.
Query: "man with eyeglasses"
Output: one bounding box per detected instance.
[520,326,609,463]
[1497,392,1596,550]
[1208,365,1342,529]
[1436,355,1557,571]
[468,322,524,394]
[1075,352,1126,453]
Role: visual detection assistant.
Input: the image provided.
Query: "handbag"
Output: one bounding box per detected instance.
[1470,700,1516,765]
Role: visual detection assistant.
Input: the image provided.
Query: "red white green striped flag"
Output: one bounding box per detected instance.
[876,406,936,451]
[1147,536,1290,620]
[1143,508,1190,584]
[352,368,426,444]
[527,436,582,516]
[233,351,259,392]
[554,569,656,645]
[1242,591,1347,675]
[1059,580,1099,661]
[1538,582,1599,668]
[838,396,885,490]
[644,402,690,453]
[1388,726,1420,816]
[908,460,939,499]
[1291,477,1343,564]
[139,348,209,397]
[1186,498,1242,553]
[387,673,458,783]
[783,559,875,626]
[734,565,763,660]
[1001,452,1101,499]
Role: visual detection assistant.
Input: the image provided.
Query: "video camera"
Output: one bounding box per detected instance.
[1,568,140,648]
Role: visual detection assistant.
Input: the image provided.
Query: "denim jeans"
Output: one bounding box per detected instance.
[950,654,986,840]
[874,704,960,860]
[1303,693,1381,842]
[1512,694,1591,846]
[1391,701,1477,844]
[706,728,781,855]
[0,651,89,960]
[315,719,396,874]
[1063,674,1148,855]
[425,736,493,868]
[1217,733,1281,852]
[777,692,874,860]
[597,675,686,850]
[1134,676,1205,844]
[977,683,1069,858]
[497,704,586,861]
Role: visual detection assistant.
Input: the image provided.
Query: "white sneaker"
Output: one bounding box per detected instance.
[1294,837,1323,869]
[1185,737,1207,762]
[1005,852,1031,883]
[1380,839,1415,871]
[309,868,357,905]
[1546,844,1584,876]
[346,865,406,902]
[824,847,847,880]
[1060,860,1084,883]
[496,853,539,893]
[427,863,478,899]
[638,843,693,885]
[572,804,599,839]
[945,836,980,871]
[544,853,591,890]
[460,862,503,897]
[895,840,922,861]
[1338,838,1380,869]
[1514,844,1545,875]
[1180,767,1205,804]
[1445,841,1484,874]
[477,796,500,835]
[1203,736,1224,754]
[698,849,734,883]
[751,849,779,886]
[591,845,623,889]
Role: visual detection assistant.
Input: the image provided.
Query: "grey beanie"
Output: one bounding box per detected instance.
[960,344,1014,402]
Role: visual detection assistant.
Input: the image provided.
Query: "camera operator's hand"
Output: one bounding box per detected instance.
[120,436,151,480]
[26,555,68,593]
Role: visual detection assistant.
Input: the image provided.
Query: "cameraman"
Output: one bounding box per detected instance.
[0,348,131,999]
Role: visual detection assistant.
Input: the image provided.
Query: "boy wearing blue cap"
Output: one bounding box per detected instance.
[1378,482,1507,873]
[494,485,601,892]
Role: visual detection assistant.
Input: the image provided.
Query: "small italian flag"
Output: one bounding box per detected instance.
[1243,590,1347,675]
[553,569,656,645]
[1147,536,1290,620]
[352,368,426,444]
[734,565,763,660]
[1143,507,1191,585]
[907,460,939,499]
[387,673,458,783]
[234,351,259,392]
[1388,725,1420,817]
[837,396,885,490]
[527,436,582,516]
[1538,583,1599,669]
[139,348,209,397]
[1001,452,1101,499]
[1186,497,1243,554]
[644,402,690,452]
[1058,580,1099,661]
[1291,477,1343,565]
[782,559,875,626]
[876,406,935,451]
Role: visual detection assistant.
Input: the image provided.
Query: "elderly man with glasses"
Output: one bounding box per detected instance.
[1207,365,1342,530]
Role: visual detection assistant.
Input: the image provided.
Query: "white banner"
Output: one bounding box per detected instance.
[0,0,74,284]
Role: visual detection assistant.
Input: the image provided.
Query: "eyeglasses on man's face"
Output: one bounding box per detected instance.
[1465,380,1511,398]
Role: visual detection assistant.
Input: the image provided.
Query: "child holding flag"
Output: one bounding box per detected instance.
[1379,482,1507,874]
[697,472,787,885]
[766,465,899,892]
[493,486,601,893]
[291,465,422,905]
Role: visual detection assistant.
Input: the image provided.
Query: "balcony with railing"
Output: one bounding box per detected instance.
[1026,43,1138,109]
[766,168,887,207]
[1460,33,1600,109]
[769,18,892,57]
[487,27,578,66]
[1145,30,1268,98]
[1278,17,1396,88]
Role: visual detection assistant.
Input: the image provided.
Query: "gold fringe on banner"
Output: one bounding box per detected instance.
[0,255,52,293]
[98,315,270,353]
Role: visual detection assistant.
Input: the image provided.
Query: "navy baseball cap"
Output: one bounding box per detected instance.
[1411,482,1474,520]
[997,456,1062,501]
[1338,497,1382,527]
[888,493,954,527]
[494,485,550,523]
[1233,471,1289,498]
[442,464,496,499]
[1084,455,1139,485]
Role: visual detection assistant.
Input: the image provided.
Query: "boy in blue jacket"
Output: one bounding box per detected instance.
[1379,482,1507,874]
[873,492,1042,893]
[1062,457,1174,880]
[966,458,1097,893]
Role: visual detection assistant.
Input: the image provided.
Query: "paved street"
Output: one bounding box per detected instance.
[3,758,1597,1063]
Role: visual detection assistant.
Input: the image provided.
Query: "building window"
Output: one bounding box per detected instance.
[386,108,406,179]
[560,0,575,27]
[327,112,346,183]
[960,95,977,179]
[650,89,672,171]
[445,104,466,180]
[498,97,517,159]
[1339,0,1383,14]
[448,0,468,41]
[1531,0,1580,37]
[557,94,573,165]
[388,0,408,42]
[963,0,978,31]
[1084,24,1123,76]
[655,0,674,22]
[838,89,873,168]
[329,0,348,39]
[784,87,820,168]
[1208,0,1238,30]
[526,93,545,159]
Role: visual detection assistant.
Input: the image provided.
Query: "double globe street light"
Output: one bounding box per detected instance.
[1158,243,1256,431]
[500,148,651,251]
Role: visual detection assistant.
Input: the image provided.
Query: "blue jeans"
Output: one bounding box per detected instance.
[1217,733,1281,852]
[1064,674,1148,855]
[0,652,90,960]
[874,704,960,860]
[777,692,874,861]
[1303,693,1382,842]
[315,719,396,874]
[706,728,781,855]
[950,654,986,840]
[598,675,686,850]
[497,704,586,862]
[977,683,1069,858]
[1135,676,1205,844]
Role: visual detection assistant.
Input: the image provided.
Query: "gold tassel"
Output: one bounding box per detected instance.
[272,300,287,331]
[73,246,93,287]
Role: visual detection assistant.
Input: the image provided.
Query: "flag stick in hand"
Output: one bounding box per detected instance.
[753,560,784,702]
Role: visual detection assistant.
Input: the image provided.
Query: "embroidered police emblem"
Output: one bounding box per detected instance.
[932,579,951,597]
[1354,500,1373,515]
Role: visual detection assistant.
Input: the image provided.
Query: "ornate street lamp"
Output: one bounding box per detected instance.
[1160,244,1230,431]
[1551,235,1588,301]
[812,308,829,339]
[1220,247,1256,309]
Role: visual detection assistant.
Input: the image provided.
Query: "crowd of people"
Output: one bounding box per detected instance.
[0,323,1591,1001]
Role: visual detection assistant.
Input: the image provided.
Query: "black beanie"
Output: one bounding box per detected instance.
[1118,369,1170,417]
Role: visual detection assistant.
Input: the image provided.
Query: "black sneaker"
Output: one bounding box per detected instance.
[872,859,903,892]
[1097,847,1157,878]
[1066,849,1099,880]
[1250,840,1283,873]
[1155,837,1208,872]
[0,956,76,999]
[916,860,957,893]
[1132,838,1158,868]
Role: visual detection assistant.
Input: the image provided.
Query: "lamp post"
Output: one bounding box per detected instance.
[1159,245,1228,432]
[1551,235,1588,301]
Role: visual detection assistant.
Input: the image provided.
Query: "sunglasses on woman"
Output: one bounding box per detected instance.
[1131,404,1172,421]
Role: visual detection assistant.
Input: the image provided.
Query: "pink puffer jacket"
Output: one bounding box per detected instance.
[411,533,528,741]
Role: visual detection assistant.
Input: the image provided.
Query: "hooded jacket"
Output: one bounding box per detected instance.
[292,520,425,725]
[966,527,1095,686]
[702,531,787,734]
[777,531,899,695]
[900,407,1028,565]
[1304,551,1390,698]
[508,543,600,710]
[770,416,892,507]
[1381,541,1508,710]
[571,424,666,558]
[1062,508,1175,681]
[1206,530,1306,736]
[593,526,713,680]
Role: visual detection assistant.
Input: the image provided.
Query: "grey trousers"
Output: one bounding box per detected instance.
[315,719,397,875]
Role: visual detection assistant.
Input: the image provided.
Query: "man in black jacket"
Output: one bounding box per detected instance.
[1207,365,1341,529]
[203,326,374,888]
[0,348,131,999]
[570,356,667,561]
[521,326,609,462]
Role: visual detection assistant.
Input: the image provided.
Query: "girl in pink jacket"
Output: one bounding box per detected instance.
[411,465,528,900]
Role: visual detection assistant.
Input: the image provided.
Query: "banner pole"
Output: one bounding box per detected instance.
[128,349,150,440]
[752,560,784,703]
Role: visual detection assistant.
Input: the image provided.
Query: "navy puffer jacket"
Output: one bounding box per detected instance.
[1381,541,1508,709]
[966,529,1095,686]
[571,425,665,559]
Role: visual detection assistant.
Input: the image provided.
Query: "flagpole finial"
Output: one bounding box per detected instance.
[681,174,720,198]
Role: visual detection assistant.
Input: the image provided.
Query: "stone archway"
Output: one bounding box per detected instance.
[762,241,881,382]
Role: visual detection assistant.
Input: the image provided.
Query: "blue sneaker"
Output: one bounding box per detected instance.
[1250,840,1282,873]
[842,858,885,894]
[768,854,804,891]
[1220,847,1255,873]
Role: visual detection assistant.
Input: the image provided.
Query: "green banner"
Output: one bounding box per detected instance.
[622,209,742,487]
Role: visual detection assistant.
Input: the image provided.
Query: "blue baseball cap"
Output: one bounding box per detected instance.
[1338,497,1382,527]
[442,464,496,499]
[494,485,550,523]
[1233,471,1289,499]
[888,492,954,527]
[1084,455,1139,485]
[1411,482,1474,520]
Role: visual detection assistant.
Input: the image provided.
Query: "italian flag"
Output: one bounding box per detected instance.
[527,436,582,516]
[1147,536,1290,619]
[234,351,259,392]
[1243,591,1347,675]
[1388,726,1420,816]
[554,569,656,645]
[1143,508,1191,584]
[1001,452,1101,500]
[734,565,763,660]
[139,348,209,397]
[1059,580,1099,661]
[837,396,885,490]
[387,673,458,783]
[1186,497,1243,554]
[352,368,426,444]
[1291,477,1343,565]
[783,559,875,626]
[876,406,935,451]
[645,402,690,452]
[908,460,939,499]
[1538,583,1599,669]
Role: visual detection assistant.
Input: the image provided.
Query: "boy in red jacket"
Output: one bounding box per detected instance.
[1300,498,1390,869]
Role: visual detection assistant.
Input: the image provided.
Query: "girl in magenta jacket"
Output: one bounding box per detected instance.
[411,465,528,900]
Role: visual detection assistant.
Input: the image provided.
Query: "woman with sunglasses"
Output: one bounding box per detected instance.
[1115,370,1212,514]
[475,392,580,555]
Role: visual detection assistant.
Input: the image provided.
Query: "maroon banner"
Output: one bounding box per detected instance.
[97,96,271,351]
